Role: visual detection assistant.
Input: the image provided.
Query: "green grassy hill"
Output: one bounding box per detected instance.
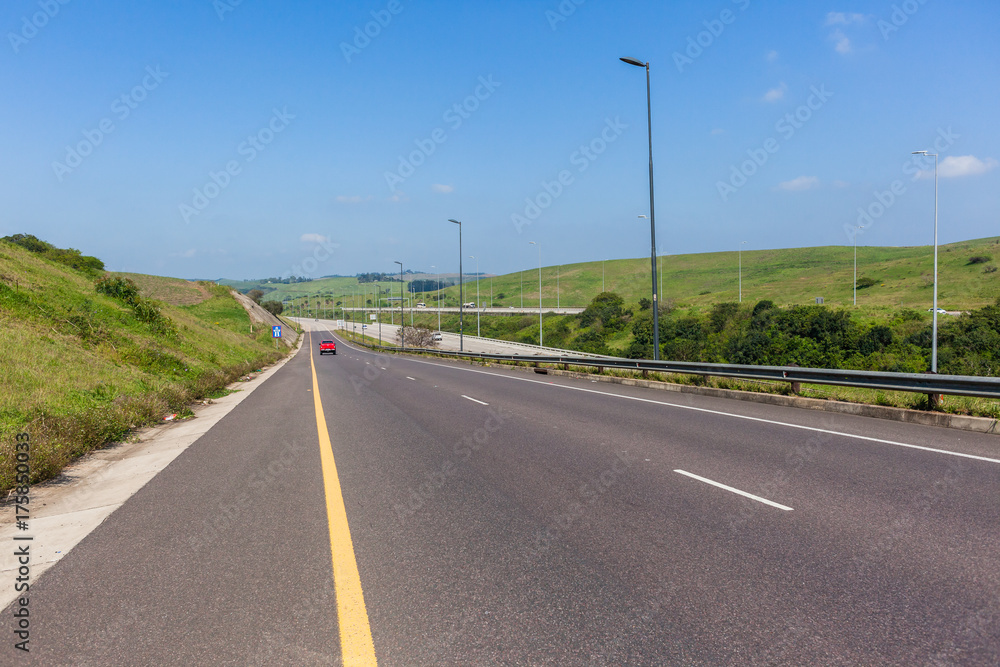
[414,237,1000,311]
[254,237,1000,312]
[0,242,286,491]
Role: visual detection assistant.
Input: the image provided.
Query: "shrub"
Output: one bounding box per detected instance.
[859,325,893,355]
[260,300,283,315]
[856,276,877,289]
[709,302,739,333]
[95,275,140,304]
[968,255,992,265]
[984,265,997,274]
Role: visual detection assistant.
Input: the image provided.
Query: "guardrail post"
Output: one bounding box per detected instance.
[785,363,801,395]
[922,370,941,410]
[561,363,568,371]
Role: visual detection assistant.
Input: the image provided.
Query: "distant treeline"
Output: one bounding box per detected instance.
[2,234,104,274]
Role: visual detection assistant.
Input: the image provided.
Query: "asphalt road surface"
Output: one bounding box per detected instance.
[319,318,591,357]
[6,321,1000,665]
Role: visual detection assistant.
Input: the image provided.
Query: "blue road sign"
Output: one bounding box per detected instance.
[272,325,281,338]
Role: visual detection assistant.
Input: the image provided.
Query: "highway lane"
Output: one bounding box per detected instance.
[6,322,999,664]
[310,324,1000,664]
[301,316,594,357]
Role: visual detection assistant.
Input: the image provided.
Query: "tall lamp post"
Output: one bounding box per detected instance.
[639,215,659,305]
[739,240,746,303]
[470,255,480,337]
[431,265,441,333]
[853,225,863,306]
[621,56,660,360]
[394,261,404,350]
[448,219,464,352]
[912,150,939,372]
[530,241,542,347]
[376,281,381,345]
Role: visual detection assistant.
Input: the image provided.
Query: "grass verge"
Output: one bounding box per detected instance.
[0,243,287,493]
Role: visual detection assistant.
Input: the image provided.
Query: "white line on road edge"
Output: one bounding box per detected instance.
[674,469,794,511]
[462,395,489,406]
[400,358,1000,465]
[406,377,416,380]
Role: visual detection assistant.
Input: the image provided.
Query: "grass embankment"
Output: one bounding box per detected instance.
[0,244,286,492]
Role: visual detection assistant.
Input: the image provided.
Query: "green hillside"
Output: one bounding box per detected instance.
[0,241,286,491]
[428,237,1000,311]
[246,237,1000,313]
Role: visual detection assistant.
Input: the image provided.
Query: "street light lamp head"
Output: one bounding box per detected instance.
[449,219,461,225]
[912,150,927,155]
[620,57,646,68]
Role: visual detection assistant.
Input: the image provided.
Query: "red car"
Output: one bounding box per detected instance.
[319,340,337,355]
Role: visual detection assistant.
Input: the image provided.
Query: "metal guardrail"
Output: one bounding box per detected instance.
[361,343,1000,401]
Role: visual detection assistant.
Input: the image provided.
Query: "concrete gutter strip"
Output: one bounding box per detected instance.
[0,336,303,611]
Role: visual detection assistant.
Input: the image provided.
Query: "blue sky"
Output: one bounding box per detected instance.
[2,0,998,280]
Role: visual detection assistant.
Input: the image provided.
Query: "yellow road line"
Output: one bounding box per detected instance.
[309,333,378,665]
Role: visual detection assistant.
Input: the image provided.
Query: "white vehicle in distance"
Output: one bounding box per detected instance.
[463,302,476,308]
[416,302,426,308]
[431,332,443,341]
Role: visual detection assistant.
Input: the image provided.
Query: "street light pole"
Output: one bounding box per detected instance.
[376,281,381,345]
[470,255,480,337]
[530,241,542,347]
[622,56,660,360]
[394,261,404,350]
[432,265,441,333]
[739,241,746,303]
[912,150,939,372]
[448,219,464,352]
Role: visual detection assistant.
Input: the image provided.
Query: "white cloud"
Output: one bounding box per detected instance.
[431,184,454,194]
[831,30,852,54]
[825,12,866,26]
[825,13,866,54]
[776,176,819,191]
[762,82,787,103]
[765,50,779,62]
[335,195,372,204]
[300,233,330,244]
[928,155,999,179]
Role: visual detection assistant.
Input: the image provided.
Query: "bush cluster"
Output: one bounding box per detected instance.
[2,233,105,274]
[561,292,1000,377]
[95,275,175,335]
